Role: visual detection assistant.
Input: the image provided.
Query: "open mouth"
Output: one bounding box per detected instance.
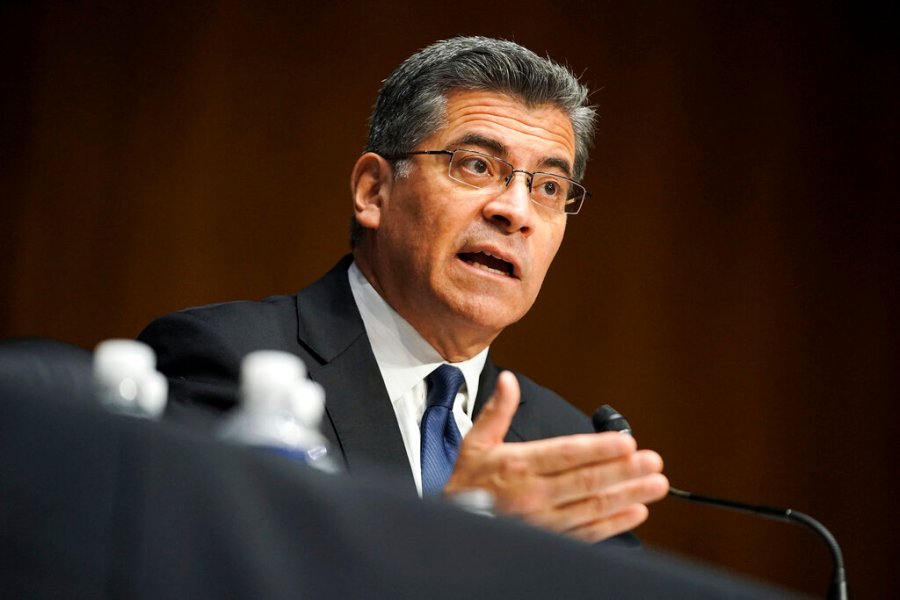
[457,251,515,278]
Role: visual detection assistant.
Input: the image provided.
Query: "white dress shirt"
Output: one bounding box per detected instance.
[347,261,488,496]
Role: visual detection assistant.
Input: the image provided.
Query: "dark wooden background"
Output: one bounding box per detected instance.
[2,2,897,597]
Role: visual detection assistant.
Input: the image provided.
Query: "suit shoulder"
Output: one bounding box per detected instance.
[137,293,306,418]
[176,293,297,325]
[139,293,300,356]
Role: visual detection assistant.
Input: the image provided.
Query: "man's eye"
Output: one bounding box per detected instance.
[540,180,560,197]
[461,157,491,175]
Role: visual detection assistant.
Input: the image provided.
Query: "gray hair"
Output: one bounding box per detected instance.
[352,36,597,245]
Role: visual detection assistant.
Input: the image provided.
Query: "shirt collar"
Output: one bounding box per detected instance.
[347,261,487,415]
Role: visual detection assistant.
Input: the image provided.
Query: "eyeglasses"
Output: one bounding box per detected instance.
[383,148,589,215]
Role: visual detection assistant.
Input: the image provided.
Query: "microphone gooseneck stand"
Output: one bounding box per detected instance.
[592,405,848,600]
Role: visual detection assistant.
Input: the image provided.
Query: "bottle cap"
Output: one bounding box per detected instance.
[94,339,156,386]
[94,339,158,413]
[240,350,305,412]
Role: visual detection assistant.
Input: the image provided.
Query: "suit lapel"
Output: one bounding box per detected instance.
[293,256,531,488]
[473,354,527,443]
[294,256,415,493]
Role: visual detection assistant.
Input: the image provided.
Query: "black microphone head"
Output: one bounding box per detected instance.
[592,405,633,435]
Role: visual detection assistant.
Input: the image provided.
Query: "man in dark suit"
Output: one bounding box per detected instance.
[139,36,669,543]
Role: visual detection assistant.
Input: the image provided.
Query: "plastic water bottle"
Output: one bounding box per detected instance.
[93,339,168,418]
[220,350,338,473]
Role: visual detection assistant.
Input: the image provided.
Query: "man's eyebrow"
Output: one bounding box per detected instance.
[449,133,506,157]
[449,132,573,178]
[538,157,572,178]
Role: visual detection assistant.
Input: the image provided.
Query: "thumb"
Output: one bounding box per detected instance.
[466,370,520,447]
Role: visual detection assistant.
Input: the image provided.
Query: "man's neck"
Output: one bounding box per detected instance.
[347,261,490,404]
[352,252,497,362]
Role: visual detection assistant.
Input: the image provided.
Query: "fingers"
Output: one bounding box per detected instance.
[527,473,670,534]
[495,450,665,515]
[563,470,670,542]
[545,449,664,505]
[463,440,666,543]
[514,432,637,475]
[464,370,521,448]
[565,504,650,544]
[448,373,669,544]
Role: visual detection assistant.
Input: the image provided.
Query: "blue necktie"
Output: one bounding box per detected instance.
[420,364,465,496]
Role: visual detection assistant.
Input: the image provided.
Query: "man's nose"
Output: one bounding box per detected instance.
[483,172,534,235]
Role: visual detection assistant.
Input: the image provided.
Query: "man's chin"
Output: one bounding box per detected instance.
[443,294,531,336]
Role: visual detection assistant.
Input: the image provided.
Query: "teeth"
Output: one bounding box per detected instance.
[466,259,507,276]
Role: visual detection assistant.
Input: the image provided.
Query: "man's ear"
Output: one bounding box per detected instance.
[350,153,393,231]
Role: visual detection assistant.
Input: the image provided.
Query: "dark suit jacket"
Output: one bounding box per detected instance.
[139,255,593,495]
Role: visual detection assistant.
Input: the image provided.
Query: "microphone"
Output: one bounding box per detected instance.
[592,405,848,600]
[592,404,632,436]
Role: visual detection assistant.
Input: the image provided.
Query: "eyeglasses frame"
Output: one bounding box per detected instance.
[380,148,589,215]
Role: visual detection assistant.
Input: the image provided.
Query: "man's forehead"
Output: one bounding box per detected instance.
[433,90,576,170]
